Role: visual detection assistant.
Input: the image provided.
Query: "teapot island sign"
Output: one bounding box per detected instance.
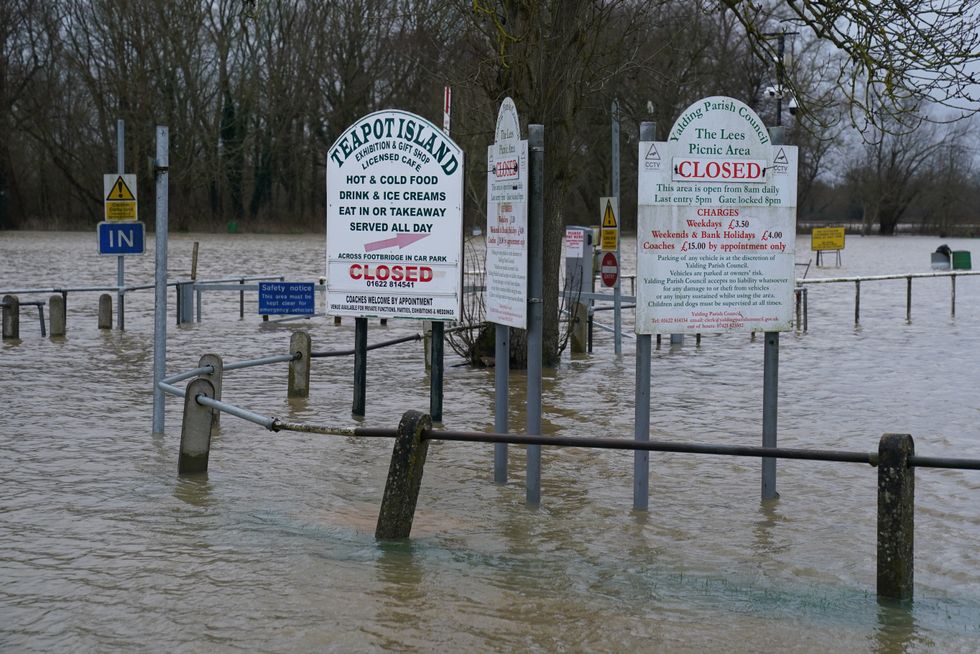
[636,96,798,334]
[325,109,463,320]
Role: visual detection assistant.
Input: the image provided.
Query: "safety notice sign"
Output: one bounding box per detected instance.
[325,109,464,320]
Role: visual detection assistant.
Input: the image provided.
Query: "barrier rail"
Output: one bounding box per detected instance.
[159,336,980,604]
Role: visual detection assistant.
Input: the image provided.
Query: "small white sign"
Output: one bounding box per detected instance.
[325,110,464,321]
[485,97,529,329]
[564,228,585,258]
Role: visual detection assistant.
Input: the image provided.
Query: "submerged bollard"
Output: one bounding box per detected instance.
[98,293,112,329]
[197,353,223,430]
[49,294,66,337]
[288,331,311,398]
[375,410,431,539]
[178,378,216,474]
[2,294,19,339]
[877,433,914,601]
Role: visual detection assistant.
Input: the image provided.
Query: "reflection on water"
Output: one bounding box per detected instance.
[2,232,980,651]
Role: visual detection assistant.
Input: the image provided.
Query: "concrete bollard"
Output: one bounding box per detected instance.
[49,294,66,337]
[178,378,217,474]
[287,331,311,398]
[98,293,112,329]
[375,410,432,540]
[877,433,915,601]
[2,294,19,339]
[197,354,223,430]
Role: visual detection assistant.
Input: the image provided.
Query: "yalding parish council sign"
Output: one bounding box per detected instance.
[637,96,798,334]
[325,110,464,321]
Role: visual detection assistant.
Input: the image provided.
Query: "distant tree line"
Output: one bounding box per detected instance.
[3,0,979,237]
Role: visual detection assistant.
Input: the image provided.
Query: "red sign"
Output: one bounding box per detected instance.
[600,252,618,287]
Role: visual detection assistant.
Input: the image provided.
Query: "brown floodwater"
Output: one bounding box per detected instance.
[2,231,979,652]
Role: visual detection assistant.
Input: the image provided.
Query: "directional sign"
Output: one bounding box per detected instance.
[104,174,138,221]
[258,282,315,315]
[600,252,619,287]
[599,197,619,252]
[97,221,144,255]
[325,109,463,320]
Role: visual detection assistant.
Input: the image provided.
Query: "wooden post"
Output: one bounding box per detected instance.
[197,354,223,430]
[353,317,367,416]
[288,331,311,398]
[877,433,915,601]
[2,294,19,339]
[98,293,112,329]
[178,378,216,474]
[49,294,66,337]
[375,410,431,539]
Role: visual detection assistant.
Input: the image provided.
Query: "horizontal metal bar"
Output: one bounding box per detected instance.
[424,430,876,464]
[223,353,298,371]
[311,333,421,358]
[161,365,214,385]
[269,419,385,437]
[195,275,286,284]
[191,284,260,292]
[592,304,636,313]
[800,270,980,285]
[911,455,980,470]
[195,394,276,430]
[158,381,186,398]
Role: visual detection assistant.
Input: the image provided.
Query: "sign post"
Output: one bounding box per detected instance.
[326,110,463,417]
[637,96,798,502]
[486,97,529,483]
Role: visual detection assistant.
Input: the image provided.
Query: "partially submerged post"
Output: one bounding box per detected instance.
[353,317,367,416]
[49,294,66,337]
[178,378,216,474]
[197,353,223,429]
[877,433,915,601]
[376,410,431,539]
[287,331,311,398]
[2,294,19,339]
[98,294,112,329]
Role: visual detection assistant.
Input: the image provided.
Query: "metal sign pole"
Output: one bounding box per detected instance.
[494,324,508,483]
[762,125,785,500]
[633,121,656,510]
[612,100,622,355]
[151,126,169,434]
[116,119,125,330]
[526,124,544,506]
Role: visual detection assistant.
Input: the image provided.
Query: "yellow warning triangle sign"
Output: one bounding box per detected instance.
[106,176,135,201]
[602,200,617,228]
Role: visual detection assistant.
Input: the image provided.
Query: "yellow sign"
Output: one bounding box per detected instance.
[811,226,844,251]
[599,196,619,251]
[104,174,138,222]
[602,199,617,228]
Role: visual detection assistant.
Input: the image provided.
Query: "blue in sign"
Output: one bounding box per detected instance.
[258,282,315,315]
[98,221,145,255]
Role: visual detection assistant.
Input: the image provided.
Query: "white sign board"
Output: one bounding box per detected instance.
[636,96,797,334]
[326,110,464,320]
[564,227,585,258]
[485,97,529,328]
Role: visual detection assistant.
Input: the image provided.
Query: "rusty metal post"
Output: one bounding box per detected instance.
[197,354,223,430]
[375,410,431,539]
[98,294,112,329]
[2,294,19,339]
[877,433,915,601]
[178,378,216,474]
[288,331,311,398]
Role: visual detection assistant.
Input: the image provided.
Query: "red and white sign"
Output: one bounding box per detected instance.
[325,109,463,321]
[636,96,797,334]
[672,158,766,182]
[486,97,528,328]
[600,252,619,287]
